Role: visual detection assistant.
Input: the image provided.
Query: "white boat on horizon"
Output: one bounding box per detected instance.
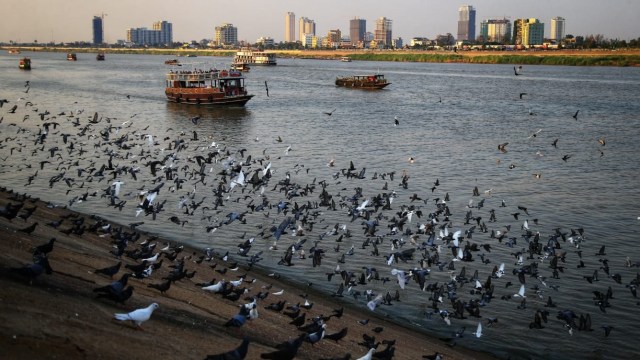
[233,48,276,66]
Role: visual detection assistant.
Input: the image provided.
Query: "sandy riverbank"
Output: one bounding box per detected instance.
[0,187,497,360]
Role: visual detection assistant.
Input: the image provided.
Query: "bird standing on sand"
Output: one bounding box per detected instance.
[205,337,250,360]
[114,303,158,329]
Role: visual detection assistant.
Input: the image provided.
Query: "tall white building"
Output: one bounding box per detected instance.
[299,17,316,42]
[374,17,392,47]
[285,12,295,42]
[457,5,476,41]
[550,16,565,41]
[215,23,237,46]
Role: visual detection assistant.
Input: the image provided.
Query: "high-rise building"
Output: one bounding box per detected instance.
[93,16,103,45]
[299,17,316,42]
[126,20,172,46]
[326,29,341,48]
[457,5,476,41]
[514,18,544,46]
[550,16,565,41]
[479,18,511,43]
[285,12,296,42]
[215,23,238,46]
[374,17,392,47]
[350,17,366,46]
[153,21,172,45]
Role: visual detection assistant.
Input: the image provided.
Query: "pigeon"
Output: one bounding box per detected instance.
[356,348,376,360]
[260,333,306,359]
[94,261,122,278]
[113,303,159,329]
[10,255,53,283]
[205,337,250,360]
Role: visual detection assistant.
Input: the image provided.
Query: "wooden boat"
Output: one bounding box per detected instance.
[19,57,31,70]
[165,59,180,65]
[335,74,390,89]
[230,63,250,72]
[165,69,254,106]
[67,53,77,61]
[233,48,276,66]
[96,53,105,61]
[8,49,21,54]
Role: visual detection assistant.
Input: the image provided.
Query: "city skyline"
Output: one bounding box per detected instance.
[3,0,639,44]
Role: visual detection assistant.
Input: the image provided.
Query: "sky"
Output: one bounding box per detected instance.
[3,0,639,44]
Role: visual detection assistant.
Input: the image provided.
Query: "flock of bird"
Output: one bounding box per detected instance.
[1,68,637,360]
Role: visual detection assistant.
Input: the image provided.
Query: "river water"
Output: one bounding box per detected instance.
[1,51,640,359]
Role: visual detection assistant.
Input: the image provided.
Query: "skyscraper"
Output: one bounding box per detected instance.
[374,17,392,47]
[126,20,172,46]
[550,17,565,41]
[153,21,172,45]
[480,18,511,43]
[215,23,238,46]
[350,17,366,46]
[457,5,476,41]
[299,17,316,42]
[285,12,295,42]
[92,16,103,45]
[514,18,544,46]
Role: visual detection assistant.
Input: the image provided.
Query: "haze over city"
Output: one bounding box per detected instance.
[3,0,639,44]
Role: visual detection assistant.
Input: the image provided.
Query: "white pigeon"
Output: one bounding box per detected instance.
[367,294,383,311]
[114,303,158,329]
[514,284,526,298]
[111,181,124,197]
[391,269,406,290]
[141,253,160,264]
[228,170,244,191]
[202,280,225,293]
[272,289,284,295]
[473,321,483,338]
[356,348,376,360]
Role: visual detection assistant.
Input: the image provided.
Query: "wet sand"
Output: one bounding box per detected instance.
[0,187,497,360]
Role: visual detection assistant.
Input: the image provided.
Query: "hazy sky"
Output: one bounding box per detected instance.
[3,0,639,44]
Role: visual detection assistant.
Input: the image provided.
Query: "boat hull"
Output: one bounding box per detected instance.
[165,89,253,106]
[335,80,390,89]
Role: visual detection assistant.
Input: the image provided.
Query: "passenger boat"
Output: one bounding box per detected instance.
[8,49,21,54]
[340,56,352,62]
[335,74,390,89]
[165,59,180,65]
[96,53,105,61]
[230,62,250,72]
[67,53,77,61]
[165,69,254,106]
[233,48,276,66]
[19,57,31,70]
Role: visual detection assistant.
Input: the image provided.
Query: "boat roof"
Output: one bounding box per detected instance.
[166,69,245,81]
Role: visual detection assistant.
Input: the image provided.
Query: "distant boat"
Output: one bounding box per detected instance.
[165,69,254,107]
[186,54,197,57]
[340,56,352,62]
[233,48,276,66]
[335,74,390,90]
[8,49,21,54]
[67,53,77,61]
[165,59,180,65]
[230,62,250,72]
[19,57,31,70]
[96,53,105,61]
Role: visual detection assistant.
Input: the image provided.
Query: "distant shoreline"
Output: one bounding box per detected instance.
[4,46,640,66]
